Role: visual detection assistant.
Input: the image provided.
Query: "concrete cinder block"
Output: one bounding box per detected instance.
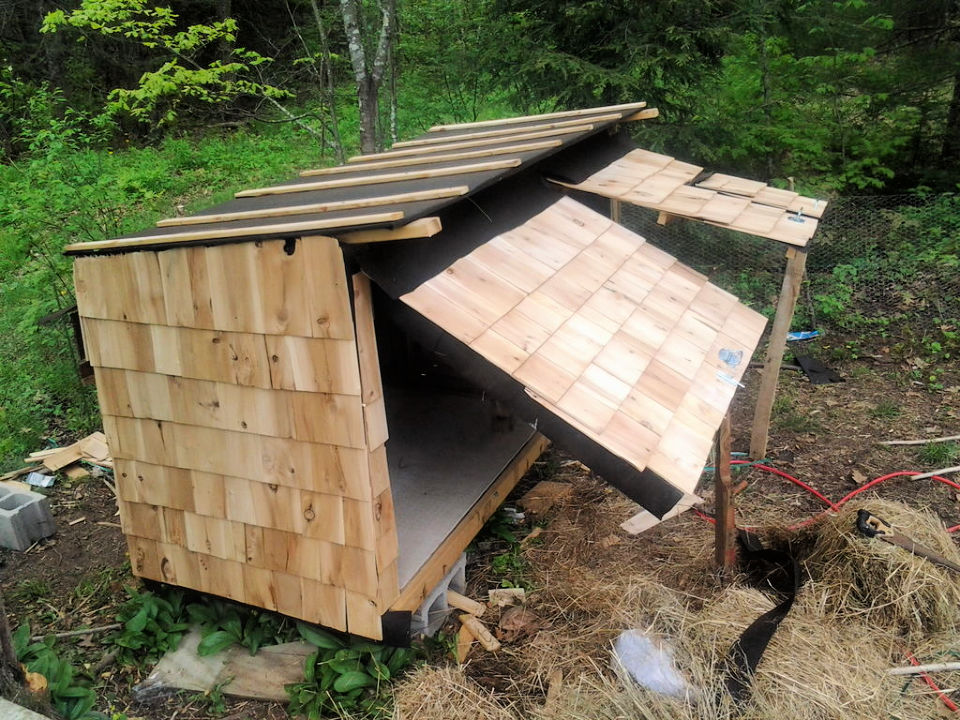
[410,553,467,638]
[0,485,56,551]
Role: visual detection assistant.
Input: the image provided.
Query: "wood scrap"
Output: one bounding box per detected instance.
[488,588,525,608]
[454,622,476,663]
[27,432,113,479]
[447,590,486,617]
[0,466,40,482]
[517,481,572,515]
[879,434,960,446]
[64,465,90,481]
[42,445,83,472]
[0,480,31,493]
[458,615,500,652]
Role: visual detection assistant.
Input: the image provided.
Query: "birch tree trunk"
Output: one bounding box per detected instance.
[340,0,397,154]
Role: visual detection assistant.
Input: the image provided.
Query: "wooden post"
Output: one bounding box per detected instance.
[714,412,736,578]
[610,198,621,223]
[749,247,808,460]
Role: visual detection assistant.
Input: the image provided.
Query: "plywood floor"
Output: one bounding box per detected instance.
[384,386,536,587]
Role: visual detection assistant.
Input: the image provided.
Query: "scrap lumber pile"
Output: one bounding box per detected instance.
[2,432,113,485]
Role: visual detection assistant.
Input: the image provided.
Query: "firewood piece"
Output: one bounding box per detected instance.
[446,590,485,617]
[458,615,500,652]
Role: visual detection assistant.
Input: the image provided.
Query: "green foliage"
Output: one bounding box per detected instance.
[916,442,960,467]
[13,623,100,720]
[869,400,901,419]
[110,588,191,665]
[41,1,286,127]
[188,598,296,656]
[286,622,413,720]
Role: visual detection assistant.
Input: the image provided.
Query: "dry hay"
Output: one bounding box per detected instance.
[392,665,518,720]
[530,583,936,720]
[435,479,959,720]
[799,497,960,638]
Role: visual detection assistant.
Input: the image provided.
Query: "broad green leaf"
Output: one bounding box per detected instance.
[332,670,376,693]
[196,630,238,656]
[296,622,343,650]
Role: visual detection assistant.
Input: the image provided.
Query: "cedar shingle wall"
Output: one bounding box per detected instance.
[75,236,396,639]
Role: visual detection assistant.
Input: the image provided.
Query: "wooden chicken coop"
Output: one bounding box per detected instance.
[66,102,824,642]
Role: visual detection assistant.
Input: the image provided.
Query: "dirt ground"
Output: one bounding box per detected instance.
[2,340,959,719]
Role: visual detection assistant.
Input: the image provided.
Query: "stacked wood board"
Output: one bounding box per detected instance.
[553,148,826,247]
[402,196,766,495]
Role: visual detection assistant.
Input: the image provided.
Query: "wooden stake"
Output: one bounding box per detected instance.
[610,198,621,223]
[749,247,807,460]
[446,590,485,617]
[714,412,736,579]
[458,615,500,652]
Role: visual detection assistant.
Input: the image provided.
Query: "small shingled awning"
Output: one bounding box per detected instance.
[399,196,766,497]
[551,148,826,247]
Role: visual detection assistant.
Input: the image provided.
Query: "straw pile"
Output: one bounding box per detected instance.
[392,665,517,720]
[799,497,960,638]
[399,478,959,720]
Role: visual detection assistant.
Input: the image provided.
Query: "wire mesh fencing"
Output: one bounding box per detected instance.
[621,194,960,337]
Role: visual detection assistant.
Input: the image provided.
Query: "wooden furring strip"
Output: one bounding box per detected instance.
[156,187,469,227]
[299,141,560,177]
[347,126,594,163]
[390,113,622,149]
[236,159,521,198]
[64,212,403,253]
[336,217,442,245]
[427,101,647,132]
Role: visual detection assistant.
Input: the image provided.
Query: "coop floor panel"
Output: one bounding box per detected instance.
[384,385,536,587]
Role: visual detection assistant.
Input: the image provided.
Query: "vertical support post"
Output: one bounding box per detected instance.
[714,412,736,579]
[749,247,808,460]
[610,198,621,224]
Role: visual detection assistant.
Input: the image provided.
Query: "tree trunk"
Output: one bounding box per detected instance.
[311,0,345,163]
[340,0,397,154]
[942,68,960,163]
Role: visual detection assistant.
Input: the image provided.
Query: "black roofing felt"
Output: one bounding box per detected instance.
[347,129,637,297]
[64,106,640,256]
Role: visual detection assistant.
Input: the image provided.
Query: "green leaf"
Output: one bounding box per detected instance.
[303,650,318,683]
[124,605,149,633]
[296,622,344,650]
[196,630,238,656]
[332,670,376,693]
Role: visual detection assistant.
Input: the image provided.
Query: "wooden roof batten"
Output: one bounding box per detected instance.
[64,102,659,256]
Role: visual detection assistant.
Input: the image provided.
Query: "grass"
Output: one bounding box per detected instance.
[8,579,52,604]
[870,399,901,419]
[916,441,960,467]
[772,395,823,434]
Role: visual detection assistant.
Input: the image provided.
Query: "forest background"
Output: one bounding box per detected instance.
[0,0,957,469]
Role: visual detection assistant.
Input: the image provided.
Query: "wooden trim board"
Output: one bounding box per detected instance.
[346,125,594,163]
[155,187,468,227]
[427,101,647,132]
[390,432,549,612]
[336,217,442,244]
[236,159,521,198]
[299,142,561,177]
[391,114,623,149]
[65,212,402,253]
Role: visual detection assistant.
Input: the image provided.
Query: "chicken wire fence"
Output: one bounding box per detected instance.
[620,193,960,336]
